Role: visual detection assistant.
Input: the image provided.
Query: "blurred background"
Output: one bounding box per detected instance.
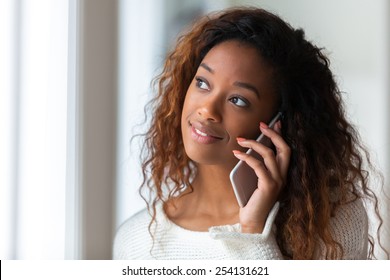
[0,0,389,259]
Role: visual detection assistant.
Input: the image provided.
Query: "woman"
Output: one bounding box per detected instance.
[114,7,385,259]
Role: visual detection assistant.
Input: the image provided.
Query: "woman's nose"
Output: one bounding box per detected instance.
[197,95,222,122]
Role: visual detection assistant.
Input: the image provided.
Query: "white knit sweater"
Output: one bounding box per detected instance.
[113,199,368,260]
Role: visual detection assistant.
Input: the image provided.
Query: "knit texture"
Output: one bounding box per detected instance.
[113,199,368,260]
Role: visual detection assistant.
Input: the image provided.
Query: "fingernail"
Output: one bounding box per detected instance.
[236,137,246,142]
[260,122,268,129]
[232,150,244,158]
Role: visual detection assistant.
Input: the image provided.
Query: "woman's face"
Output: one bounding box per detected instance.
[181,40,280,168]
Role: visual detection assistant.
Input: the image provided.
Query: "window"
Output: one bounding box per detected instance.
[0,0,70,259]
[0,0,118,260]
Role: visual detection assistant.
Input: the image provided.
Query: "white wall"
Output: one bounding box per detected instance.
[116,0,166,228]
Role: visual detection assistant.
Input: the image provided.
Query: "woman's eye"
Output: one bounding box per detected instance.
[230,96,249,107]
[195,78,209,90]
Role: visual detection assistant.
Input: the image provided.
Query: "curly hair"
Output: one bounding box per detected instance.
[138,7,386,259]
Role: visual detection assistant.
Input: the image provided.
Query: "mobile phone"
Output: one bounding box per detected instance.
[229,112,283,207]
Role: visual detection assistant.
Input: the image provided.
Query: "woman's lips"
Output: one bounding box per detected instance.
[190,122,223,144]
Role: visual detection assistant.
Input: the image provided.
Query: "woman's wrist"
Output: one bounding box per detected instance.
[241,223,264,234]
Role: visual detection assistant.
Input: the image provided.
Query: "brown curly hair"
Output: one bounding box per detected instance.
[138,7,386,259]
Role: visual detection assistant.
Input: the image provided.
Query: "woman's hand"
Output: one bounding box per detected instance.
[232,121,291,233]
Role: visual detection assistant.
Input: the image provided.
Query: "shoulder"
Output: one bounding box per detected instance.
[329,197,368,259]
[113,208,153,259]
[117,207,151,232]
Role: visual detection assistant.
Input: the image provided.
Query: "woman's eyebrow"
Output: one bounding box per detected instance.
[200,63,214,73]
[200,62,260,98]
[233,81,260,98]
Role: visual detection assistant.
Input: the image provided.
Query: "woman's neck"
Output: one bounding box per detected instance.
[190,164,238,213]
[165,164,240,231]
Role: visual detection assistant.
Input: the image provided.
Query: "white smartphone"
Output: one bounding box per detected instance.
[229,112,283,207]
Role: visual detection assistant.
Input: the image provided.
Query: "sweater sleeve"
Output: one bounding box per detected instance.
[208,198,368,260]
[208,203,283,259]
